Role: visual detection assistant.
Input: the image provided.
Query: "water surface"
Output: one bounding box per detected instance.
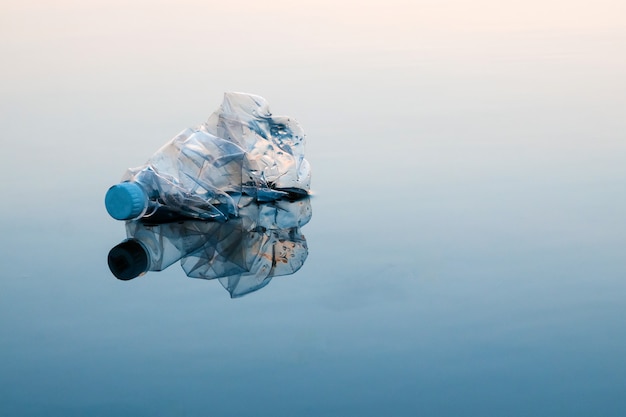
[1,1,625,415]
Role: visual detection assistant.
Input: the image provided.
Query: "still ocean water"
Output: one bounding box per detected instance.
[1,1,625,415]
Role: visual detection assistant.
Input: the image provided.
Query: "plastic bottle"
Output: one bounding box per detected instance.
[105,92,311,222]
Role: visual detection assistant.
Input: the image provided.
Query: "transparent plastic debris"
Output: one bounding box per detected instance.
[107,197,312,298]
[105,92,310,222]
[202,92,311,199]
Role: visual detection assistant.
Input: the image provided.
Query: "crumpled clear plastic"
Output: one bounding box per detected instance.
[202,92,311,200]
[120,92,311,221]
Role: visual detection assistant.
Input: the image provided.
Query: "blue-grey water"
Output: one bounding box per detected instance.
[1,1,625,416]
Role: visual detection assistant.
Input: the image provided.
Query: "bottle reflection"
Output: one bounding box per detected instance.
[108,196,311,298]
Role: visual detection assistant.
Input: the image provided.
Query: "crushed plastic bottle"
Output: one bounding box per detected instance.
[105,93,311,222]
[107,197,312,297]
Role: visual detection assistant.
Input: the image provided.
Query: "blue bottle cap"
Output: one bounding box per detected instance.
[105,182,148,220]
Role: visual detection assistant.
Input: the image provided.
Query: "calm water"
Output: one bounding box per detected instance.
[1,1,625,415]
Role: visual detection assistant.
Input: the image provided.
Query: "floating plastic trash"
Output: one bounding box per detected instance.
[105,93,311,222]
[107,196,312,298]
